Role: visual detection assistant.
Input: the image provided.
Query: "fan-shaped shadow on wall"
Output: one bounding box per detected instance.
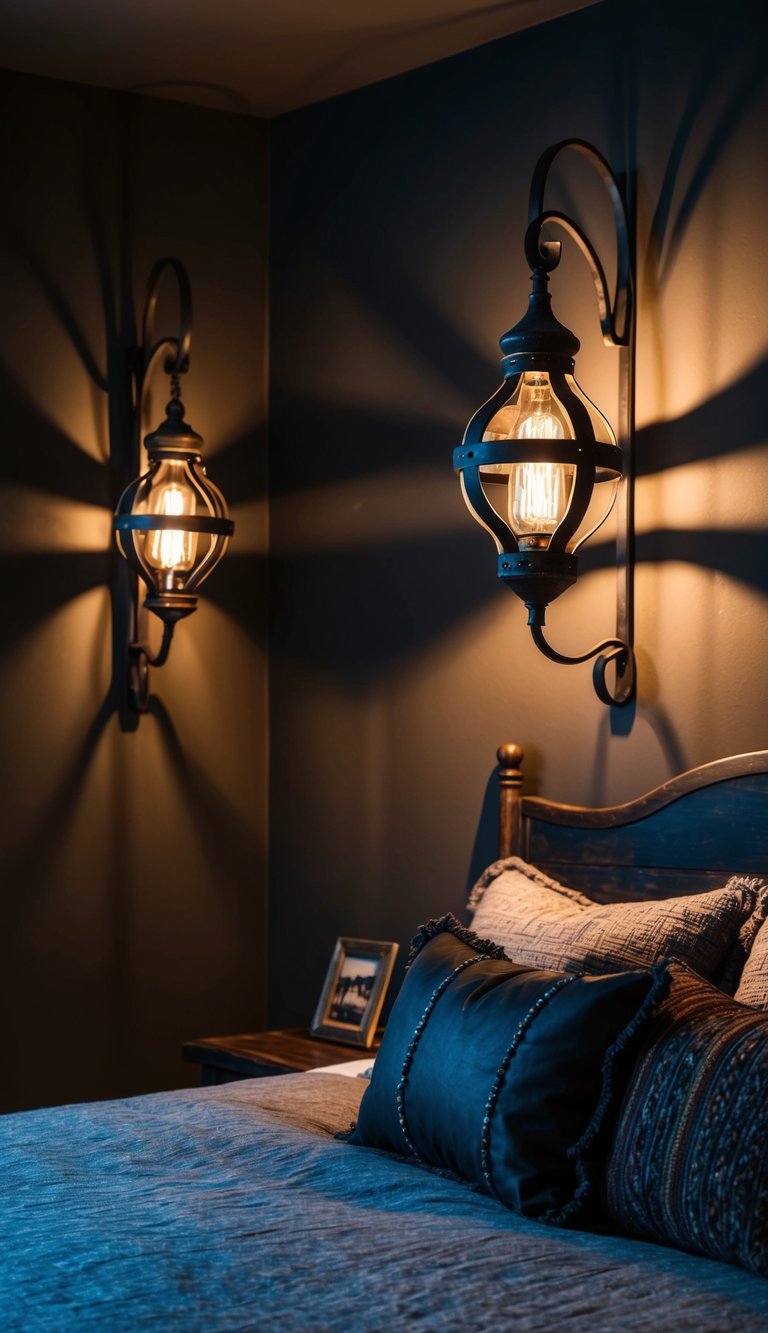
[0,552,110,647]
[640,529,768,591]
[0,684,127,1113]
[3,691,114,899]
[268,331,768,691]
[269,390,462,495]
[270,528,502,686]
[270,349,768,510]
[0,146,265,732]
[206,553,268,646]
[636,359,768,475]
[0,216,109,397]
[147,698,264,892]
[208,422,268,506]
[646,36,766,284]
[0,361,110,505]
[581,527,768,594]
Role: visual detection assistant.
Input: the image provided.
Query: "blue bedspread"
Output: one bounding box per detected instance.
[2,1072,768,1331]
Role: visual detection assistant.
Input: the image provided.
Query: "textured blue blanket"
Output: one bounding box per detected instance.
[2,1073,768,1331]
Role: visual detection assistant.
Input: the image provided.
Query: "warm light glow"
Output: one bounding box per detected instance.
[510,376,569,543]
[482,375,576,548]
[146,483,196,572]
[271,467,465,553]
[515,376,565,441]
[0,483,111,552]
[510,460,574,541]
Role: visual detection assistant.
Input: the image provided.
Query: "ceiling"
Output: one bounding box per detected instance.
[0,0,598,118]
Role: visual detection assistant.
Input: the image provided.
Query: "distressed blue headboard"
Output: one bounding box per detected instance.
[497,743,768,901]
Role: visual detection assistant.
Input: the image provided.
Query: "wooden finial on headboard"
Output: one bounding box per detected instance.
[497,742,524,859]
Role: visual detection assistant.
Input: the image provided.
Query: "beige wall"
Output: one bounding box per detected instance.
[1,73,269,1111]
[267,0,768,1023]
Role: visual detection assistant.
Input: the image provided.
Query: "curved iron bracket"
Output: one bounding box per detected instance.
[139,257,192,391]
[524,140,636,708]
[528,611,634,708]
[526,139,632,348]
[127,623,176,714]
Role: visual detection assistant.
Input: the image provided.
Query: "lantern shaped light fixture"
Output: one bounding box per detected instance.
[113,258,234,720]
[453,140,635,706]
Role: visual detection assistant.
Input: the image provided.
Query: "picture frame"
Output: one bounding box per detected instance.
[310,937,399,1048]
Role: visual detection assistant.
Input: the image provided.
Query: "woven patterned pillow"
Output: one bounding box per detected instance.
[604,961,768,1276]
[468,857,761,988]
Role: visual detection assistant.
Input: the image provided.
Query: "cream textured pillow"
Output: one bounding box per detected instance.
[734,908,768,1007]
[467,857,764,989]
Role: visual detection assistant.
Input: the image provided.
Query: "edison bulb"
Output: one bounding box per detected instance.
[146,484,196,576]
[510,376,574,548]
[515,374,565,440]
[138,457,200,591]
[509,459,576,546]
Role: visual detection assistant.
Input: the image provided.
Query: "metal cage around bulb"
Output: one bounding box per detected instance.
[114,396,234,627]
[453,268,622,612]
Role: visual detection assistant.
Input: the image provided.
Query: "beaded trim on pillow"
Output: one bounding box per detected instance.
[479,975,577,1198]
[395,952,491,1157]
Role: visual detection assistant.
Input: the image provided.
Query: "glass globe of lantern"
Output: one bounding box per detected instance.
[478,368,620,556]
[114,396,233,626]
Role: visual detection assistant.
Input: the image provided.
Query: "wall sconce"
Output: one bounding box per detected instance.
[113,258,234,722]
[453,140,635,706]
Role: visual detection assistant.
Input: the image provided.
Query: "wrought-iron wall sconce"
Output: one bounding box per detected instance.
[113,258,234,722]
[453,139,635,706]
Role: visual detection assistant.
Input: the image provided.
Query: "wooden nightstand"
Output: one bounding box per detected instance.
[182,1027,381,1086]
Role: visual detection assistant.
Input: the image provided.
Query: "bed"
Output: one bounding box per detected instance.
[5,744,768,1332]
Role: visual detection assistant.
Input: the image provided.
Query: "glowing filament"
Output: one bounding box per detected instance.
[510,461,573,537]
[508,377,572,543]
[147,485,196,571]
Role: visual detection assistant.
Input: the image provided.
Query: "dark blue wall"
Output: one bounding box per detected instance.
[268,0,768,1025]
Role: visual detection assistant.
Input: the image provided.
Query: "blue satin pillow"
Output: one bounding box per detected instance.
[348,916,667,1224]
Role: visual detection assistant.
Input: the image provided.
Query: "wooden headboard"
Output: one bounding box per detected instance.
[497,742,768,903]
